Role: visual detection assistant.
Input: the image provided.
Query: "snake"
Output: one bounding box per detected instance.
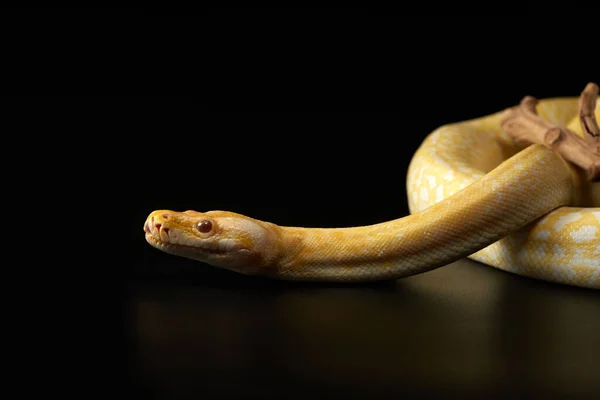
[144,93,600,289]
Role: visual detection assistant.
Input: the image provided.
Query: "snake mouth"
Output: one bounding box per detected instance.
[145,232,246,255]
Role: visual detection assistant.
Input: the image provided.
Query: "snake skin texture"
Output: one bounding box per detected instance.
[407,98,599,288]
[145,97,599,289]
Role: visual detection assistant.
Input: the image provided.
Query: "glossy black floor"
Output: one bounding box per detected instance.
[127,256,600,399]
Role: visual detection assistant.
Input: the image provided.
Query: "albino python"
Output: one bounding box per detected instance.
[144,85,600,289]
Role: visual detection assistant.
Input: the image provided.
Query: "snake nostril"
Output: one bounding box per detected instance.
[155,223,162,230]
[163,227,170,235]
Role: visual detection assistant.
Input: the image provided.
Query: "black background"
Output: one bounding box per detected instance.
[126,10,599,398]
[136,9,598,400]
[5,7,598,400]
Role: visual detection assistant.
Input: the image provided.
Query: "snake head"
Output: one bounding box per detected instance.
[143,209,281,275]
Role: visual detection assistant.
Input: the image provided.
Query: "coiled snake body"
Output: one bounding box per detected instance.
[145,88,600,289]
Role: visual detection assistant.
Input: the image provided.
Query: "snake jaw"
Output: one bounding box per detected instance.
[144,216,249,256]
[145,230,247,255]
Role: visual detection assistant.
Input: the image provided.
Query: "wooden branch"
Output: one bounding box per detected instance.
[579,82,600,149]
[501,82,600,181]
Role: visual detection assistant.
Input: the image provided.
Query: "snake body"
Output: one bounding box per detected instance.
[144,97,600,289]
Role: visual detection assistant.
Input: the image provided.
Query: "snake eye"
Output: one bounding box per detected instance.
[196,219,214,234]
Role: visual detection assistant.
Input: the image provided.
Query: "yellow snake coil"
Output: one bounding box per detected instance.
[144,91,600,289]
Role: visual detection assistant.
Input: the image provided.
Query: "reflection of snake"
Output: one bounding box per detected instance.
[144,90,600,289]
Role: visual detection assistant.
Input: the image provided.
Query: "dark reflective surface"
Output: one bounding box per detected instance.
[127,259,600,399]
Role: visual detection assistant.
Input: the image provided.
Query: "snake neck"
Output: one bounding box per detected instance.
[269,146,579,282]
